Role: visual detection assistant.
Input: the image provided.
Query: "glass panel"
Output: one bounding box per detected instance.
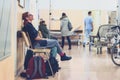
[4,0,11,56]
[0,0,11,59]
[5,20,11,55]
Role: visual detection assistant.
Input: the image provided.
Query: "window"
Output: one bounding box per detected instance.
[0,0,11,60]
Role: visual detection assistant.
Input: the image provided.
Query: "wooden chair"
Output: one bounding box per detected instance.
[38,30,49,39]
[38,31,43,38]
[21,31,54,77]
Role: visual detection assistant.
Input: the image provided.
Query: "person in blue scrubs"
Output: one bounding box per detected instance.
[83,11,94,47]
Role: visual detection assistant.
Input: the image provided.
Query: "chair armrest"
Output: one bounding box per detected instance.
[30,48,51,53]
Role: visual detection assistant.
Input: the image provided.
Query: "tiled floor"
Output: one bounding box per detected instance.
[17,45,120,80]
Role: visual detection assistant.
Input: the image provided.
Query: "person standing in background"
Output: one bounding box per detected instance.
[83,11,94,47]
[60,13,72,50]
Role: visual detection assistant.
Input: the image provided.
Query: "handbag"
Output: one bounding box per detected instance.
[68,21,73,31]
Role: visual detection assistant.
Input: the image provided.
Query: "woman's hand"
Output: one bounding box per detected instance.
[35,35,42,40]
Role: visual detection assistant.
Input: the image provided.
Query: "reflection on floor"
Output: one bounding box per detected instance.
[17,45,120,80]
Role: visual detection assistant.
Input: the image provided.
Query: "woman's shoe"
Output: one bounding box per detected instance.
[61,46,64,49]
[20,72,27,78]
[61,53,72,61]
[58,67,61,70]
[68,48,71,50]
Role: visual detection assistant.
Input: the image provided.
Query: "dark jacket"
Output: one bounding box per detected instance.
[39,24,49,38]
[22,22,47,47]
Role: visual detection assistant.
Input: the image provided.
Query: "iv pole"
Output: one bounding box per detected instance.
[49,0,52,30]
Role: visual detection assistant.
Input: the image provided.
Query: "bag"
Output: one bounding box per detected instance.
[45,57,59,76]
[68,21,73,31]
[26,56,46,79]
[24,50,34,70]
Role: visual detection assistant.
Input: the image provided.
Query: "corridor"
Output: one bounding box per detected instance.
[17,45,120,80]
[0,0,120,80]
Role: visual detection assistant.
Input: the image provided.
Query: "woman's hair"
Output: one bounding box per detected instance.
[40,20,46,26]
[62,13,66,17]
[40,20,45,25]
[60,12,67,20]
[22,12,29,26]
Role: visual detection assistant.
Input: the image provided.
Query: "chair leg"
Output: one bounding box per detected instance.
[45,52,54,77]
[89,36,92,51]
[89,43,92,51]
[97,48,99,54]
[100,47,102,54]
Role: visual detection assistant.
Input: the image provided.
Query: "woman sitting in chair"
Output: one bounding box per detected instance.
[38,20,57,40]
[22,12,72,61]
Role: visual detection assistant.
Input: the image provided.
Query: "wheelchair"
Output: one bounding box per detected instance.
[89,24,116,54]
[110,25,120,66]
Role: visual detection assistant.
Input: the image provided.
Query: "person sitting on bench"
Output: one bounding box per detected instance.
[38,20,57,40]
[22,12,72,61]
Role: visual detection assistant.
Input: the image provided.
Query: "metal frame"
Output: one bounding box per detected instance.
[89,24,117,54]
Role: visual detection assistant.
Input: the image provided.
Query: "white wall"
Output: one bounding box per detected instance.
[38,0,117,10]
[25,0,39,29]
[117,0,120,25]
[29,0,39,29]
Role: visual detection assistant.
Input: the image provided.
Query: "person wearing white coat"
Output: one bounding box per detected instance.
[60,13,72,50]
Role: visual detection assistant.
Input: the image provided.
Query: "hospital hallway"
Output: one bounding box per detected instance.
[17,45,120,80]
[1,0,120,80]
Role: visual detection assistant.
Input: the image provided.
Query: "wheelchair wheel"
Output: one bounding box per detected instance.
[111,43,120,66]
